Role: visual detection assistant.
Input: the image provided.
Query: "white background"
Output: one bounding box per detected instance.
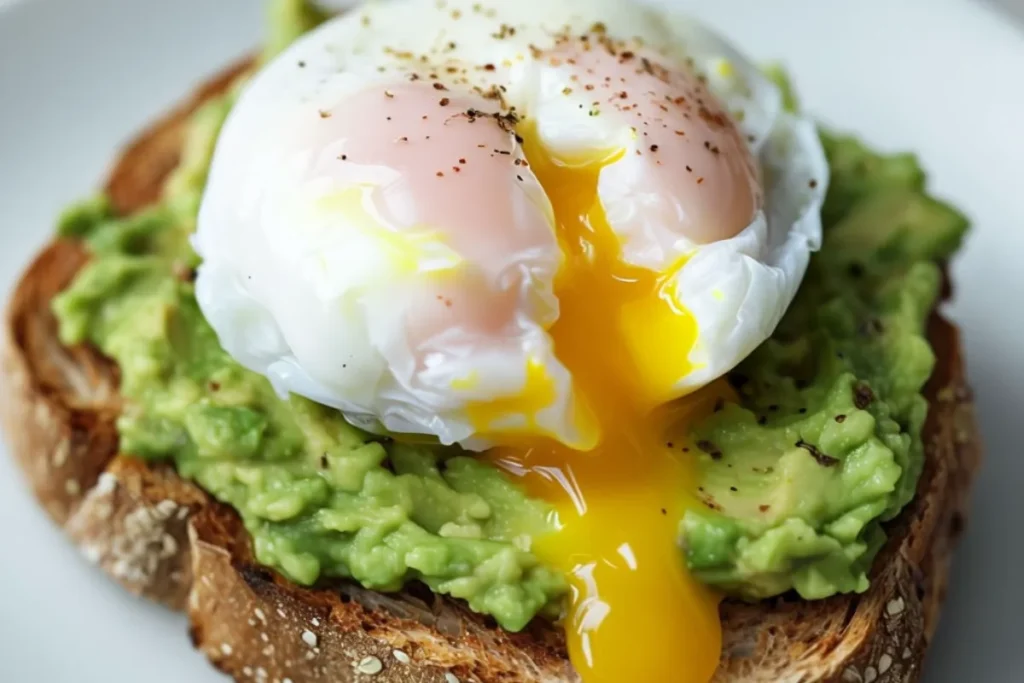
[0,1,1022,681]
[990,0,1024,19]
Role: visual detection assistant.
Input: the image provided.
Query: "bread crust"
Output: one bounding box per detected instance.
[0,59,982,683]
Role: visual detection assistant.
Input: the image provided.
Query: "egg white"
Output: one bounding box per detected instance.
[193,0,828,448]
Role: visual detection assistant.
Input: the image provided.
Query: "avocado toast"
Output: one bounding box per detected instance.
[0,5,981,683]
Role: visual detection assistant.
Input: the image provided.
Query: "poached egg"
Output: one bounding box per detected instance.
[194,1,828,680]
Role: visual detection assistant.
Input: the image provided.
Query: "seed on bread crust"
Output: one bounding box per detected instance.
[356,655,384,675]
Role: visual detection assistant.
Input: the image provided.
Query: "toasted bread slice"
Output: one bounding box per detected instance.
[0,59,982,683]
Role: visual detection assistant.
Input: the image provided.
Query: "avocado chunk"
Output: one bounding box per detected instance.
[681,134,968,601]
[820,133,927,227]
[825,189,969,272]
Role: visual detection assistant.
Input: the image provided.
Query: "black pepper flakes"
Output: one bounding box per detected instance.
[835,414,847,424]
[492,23,516,39]
[172,262,196,282]
[702,140,721,155]
[696,440,723,460]
[796,440,840,467]
[703,498,723,512]
[859,318,885,337]
[439,97,451,106]
[853,382,875,410]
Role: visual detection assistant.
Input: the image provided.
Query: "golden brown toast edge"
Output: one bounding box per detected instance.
[0,58,982,683]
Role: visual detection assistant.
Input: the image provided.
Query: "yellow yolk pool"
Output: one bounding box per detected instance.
[487,127,726,683]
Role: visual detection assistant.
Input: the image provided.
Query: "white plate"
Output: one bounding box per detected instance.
[0,1,1021,681]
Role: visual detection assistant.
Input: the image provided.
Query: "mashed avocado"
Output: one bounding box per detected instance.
[680,88,968,600]
[52,3,967,628]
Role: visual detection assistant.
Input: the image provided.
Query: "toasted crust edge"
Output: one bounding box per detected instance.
[0,58,982,683]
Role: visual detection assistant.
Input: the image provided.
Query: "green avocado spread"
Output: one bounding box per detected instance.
[52,2,968,630]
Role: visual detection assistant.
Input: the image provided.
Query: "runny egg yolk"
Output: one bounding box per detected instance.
[488,124,731,683]
[279,37,757,679]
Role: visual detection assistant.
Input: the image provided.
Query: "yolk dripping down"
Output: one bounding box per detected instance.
[487,125,728,683]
